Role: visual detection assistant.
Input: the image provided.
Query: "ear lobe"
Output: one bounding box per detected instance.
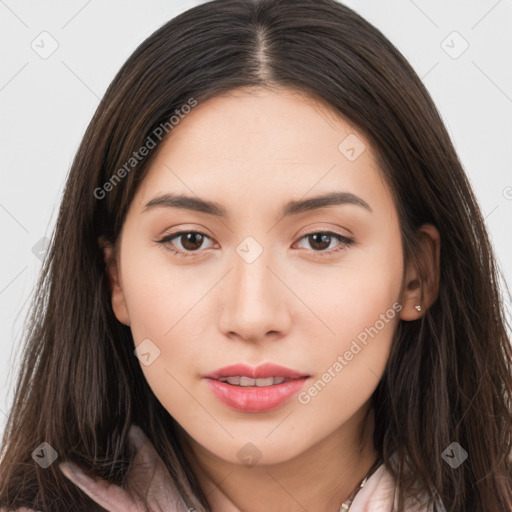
[399,224,441,321]
[98,235,131,326]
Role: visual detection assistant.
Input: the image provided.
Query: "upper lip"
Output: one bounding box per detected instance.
[203,363,309,380]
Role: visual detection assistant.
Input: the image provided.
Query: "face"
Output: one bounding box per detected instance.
[106,86,407,466]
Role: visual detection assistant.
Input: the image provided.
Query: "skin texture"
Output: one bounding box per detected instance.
[100,86,440,512]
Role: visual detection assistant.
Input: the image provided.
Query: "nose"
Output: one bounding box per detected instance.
[218,246,292,344]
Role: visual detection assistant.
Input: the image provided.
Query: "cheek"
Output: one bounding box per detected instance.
[119,245,216,395]
[120,241,199,339]
[295,280,401,423]
[296,236,403,347]
[294,238,404,411]
[122,265,204,419]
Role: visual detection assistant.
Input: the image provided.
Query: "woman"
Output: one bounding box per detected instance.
[1,0,511,510]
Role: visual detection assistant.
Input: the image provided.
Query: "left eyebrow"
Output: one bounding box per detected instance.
[142,191,372,218]
[281,191,372,216]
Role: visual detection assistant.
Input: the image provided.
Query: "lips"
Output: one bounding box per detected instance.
[219,376,287,387]
[203,363,309,381]
[202,363,310,413]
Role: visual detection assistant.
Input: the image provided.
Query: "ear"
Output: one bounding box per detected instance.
[399,223,441,321]
[98,235,131,326]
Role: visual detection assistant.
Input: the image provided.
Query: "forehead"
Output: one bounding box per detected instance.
[159,86,363,162]
[130,86,394,220]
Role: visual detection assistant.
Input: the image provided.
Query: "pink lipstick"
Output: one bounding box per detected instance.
[203,363,310,413]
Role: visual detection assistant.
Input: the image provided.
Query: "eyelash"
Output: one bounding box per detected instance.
[156,230,354,258]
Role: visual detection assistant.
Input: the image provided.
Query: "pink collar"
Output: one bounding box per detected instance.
[349,463,445,512]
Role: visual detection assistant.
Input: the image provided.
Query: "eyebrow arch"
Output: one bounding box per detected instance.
[142,191,372,218]
[282,191,372,216]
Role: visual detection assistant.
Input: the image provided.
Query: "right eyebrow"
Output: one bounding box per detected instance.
[143,193,227,217]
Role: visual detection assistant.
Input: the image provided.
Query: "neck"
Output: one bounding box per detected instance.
[180,402,379,512]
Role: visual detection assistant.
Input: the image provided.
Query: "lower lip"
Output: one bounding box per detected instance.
[205,377,309,413]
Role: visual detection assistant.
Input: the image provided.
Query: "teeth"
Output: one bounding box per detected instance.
[219,376,287,387]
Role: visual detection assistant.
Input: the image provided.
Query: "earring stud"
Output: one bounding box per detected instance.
[414,305,422,312]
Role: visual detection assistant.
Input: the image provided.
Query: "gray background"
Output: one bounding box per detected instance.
[1,0,511,440]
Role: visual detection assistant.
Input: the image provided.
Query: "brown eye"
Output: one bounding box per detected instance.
[295,231,354,256]
[307,233,332,251]
[157,230,215,258]
[179,232,205,251]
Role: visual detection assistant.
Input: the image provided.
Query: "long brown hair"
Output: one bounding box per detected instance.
[1,0,511,510]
